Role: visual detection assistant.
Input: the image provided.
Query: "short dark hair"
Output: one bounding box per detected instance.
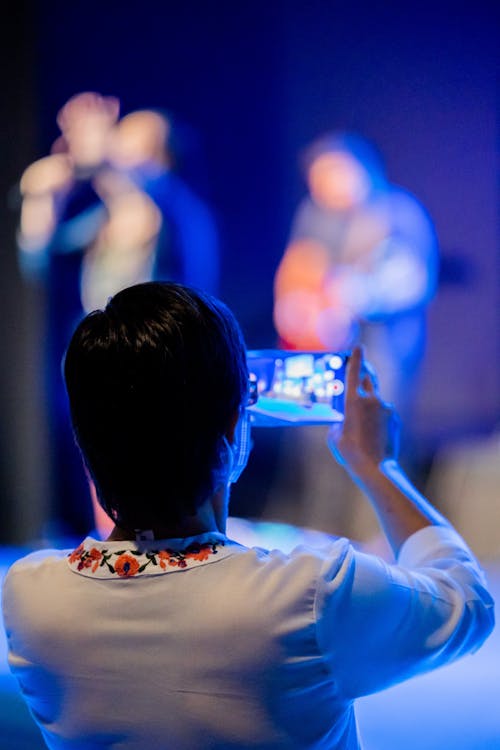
[64,281,248,529]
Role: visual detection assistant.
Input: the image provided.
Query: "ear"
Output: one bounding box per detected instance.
[225,409,241,444]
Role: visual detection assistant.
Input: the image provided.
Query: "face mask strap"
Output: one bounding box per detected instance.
[228,411,252,484]
[212,410,253,491]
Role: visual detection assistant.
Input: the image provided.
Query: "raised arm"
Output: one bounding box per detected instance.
[328,345,448,556]
[321,346,494,697]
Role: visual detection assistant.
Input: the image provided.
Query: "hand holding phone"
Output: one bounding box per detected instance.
[327,346,400,471]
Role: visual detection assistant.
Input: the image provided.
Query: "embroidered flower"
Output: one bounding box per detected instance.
[157,550,171,570]
[114,554,140,578]
[68,544,84,564]
[88,547,103,572]
[68,539,225,577]
[185,546,212,562]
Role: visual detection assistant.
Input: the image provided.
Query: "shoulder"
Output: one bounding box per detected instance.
[229,536,353,600]
[4,547,70,579]
[382,186,435,229]
[292,197,319,225]
[2,548,72,617]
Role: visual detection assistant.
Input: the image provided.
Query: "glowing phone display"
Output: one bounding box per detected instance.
[246,350,349,426]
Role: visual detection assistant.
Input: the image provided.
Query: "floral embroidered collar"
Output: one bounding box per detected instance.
[68,532,237,579]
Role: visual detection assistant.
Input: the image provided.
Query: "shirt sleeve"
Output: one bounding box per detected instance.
[314,526,495,699]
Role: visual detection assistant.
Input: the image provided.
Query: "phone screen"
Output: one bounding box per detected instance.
[246,350,349,426]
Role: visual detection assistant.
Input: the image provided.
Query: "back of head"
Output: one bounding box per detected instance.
[64,281,248,530]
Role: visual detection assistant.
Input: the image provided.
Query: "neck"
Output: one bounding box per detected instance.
[106,486,229,542]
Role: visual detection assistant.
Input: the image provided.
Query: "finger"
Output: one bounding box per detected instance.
[361,372,376,394]
[361,362,379,394]
[346,345,363,397]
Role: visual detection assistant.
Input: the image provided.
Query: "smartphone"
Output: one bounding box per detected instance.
[246,350,349,426]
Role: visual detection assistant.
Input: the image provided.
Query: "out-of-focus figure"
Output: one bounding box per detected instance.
[102,108,220,304]
[19,91,120,539]
[274,132,438,415]
[269,132,438,541]
[17,92,220,539]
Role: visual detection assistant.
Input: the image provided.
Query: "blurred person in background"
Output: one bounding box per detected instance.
[18,91,120,539]
[269,132,438,542]
[17,92,220,539]
[106,108,220,299]
[274,131,438,413]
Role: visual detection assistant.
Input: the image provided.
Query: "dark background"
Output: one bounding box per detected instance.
[1,1,498,542]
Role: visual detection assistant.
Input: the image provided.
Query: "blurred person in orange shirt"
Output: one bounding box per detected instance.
[269,133,438,541]
[274,132,438,417]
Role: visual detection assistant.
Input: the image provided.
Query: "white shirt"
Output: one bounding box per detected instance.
[1,525,494,749]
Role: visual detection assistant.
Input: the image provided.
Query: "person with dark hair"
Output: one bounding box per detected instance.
[2,281,494,750]
[64,281,247,534]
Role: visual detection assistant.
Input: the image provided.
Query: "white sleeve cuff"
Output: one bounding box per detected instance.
[397,525,474,568]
